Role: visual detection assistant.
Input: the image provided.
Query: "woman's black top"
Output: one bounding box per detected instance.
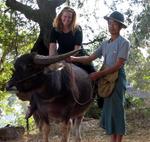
[50,26,96,74]
[49,26,83,54]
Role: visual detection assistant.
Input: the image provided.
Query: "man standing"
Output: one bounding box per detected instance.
[70,11,130,142]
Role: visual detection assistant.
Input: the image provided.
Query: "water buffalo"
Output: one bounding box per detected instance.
[6,49,95,142]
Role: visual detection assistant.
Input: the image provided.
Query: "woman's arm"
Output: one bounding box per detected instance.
[74,25,82,51]
[49,27,58,56]
[74,45,81,50]
[49,43,57,56]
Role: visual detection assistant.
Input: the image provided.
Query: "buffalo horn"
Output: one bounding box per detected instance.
[33,49,82,65]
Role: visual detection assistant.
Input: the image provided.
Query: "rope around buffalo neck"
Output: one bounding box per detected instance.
[14,70,43,84]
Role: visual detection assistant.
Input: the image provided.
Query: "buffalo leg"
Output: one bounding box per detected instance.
[25,94,37,119]
[60,119,72,142]
[41,122,50,142]
[72,116,83,142]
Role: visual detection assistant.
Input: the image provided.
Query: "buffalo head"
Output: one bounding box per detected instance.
[6,49,81,93]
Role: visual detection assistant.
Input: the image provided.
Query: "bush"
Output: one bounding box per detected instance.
[125,94,144,109]
[85,99,102,119]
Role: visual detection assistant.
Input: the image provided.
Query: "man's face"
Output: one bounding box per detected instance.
[108,19,122,35]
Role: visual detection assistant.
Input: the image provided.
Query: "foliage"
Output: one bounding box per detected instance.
[126,46,150,92]
[85,100,101,119]
[0,2,39,87]
[125,1,150,92]
[0,1,39,57]
[0,2,38,127]
[132,4,150,47]
[125,94,144,109]
[0,93,33,128]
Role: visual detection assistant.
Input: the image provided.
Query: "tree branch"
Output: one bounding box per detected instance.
[83,36,106,45]
[6,0,39,22]
[50,0,66,7]
[37,0,66,9]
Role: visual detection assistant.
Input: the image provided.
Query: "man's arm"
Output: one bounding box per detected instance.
[71,53,97,64]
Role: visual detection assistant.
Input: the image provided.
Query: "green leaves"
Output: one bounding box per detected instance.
[132,5,150,47]
[0,2,38,127]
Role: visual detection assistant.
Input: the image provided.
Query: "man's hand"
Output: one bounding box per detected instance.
[65,56,72,62]
[90,71,103,81]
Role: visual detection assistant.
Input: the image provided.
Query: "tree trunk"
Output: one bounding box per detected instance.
[6,0,66,55]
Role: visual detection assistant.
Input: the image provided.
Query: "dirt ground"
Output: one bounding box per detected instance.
[2,98,150,142]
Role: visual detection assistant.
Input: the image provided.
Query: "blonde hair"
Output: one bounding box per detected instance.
[53,7,77,32]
